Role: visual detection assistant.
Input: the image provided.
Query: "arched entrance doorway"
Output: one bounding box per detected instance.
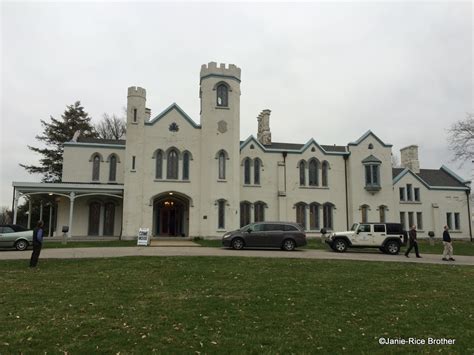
[152,192,190,237]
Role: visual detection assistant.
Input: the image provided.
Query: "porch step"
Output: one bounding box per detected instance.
[149,240,200,247]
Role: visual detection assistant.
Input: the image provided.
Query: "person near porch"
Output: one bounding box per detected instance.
[442,225,455,261]
[404,224,421,258]
[29,221,44,268]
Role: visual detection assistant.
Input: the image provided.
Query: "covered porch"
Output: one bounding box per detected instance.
[12,182,124,238]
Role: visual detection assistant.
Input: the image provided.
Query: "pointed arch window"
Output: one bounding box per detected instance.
[240,201,251,227]
[296,202,307,230]
[182,152,190,180]
[322,161,329,187]
[254,201,266,222]
[167,149,179,179]
[244,158,251,185]
[308,159,319,186]
[299,160,306,186]
[254,158,261,185]
[379,205,386,223]
[155,150,163,179]
[323,203,334,230]
[216,84,228,107]
[218,150,226,179]
[361,205,369,223]
[309,203,320,230]
[92,154,101,181]
[218,199,226,229]
[108,155,117,182]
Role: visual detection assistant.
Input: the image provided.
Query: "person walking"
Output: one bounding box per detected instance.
[442,225,455,261]
[29,220,44,268]
[405,224,421,258]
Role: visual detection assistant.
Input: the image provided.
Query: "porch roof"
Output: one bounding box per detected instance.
[12,182,124,196]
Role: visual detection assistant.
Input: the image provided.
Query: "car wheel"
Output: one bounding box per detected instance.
[15,240,28,251]
[333,238,347,252]
[282,239,296,251]
[385,240,400,255]
[231,238,244,250]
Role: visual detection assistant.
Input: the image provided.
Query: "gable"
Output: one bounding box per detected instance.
[348,130,392,148]
[146,103,201,129]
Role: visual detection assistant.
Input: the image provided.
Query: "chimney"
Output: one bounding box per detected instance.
[145,108,151,121]
[257,109,272,145]
[400,145,420,173]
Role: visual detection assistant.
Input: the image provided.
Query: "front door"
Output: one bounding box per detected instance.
[88,202,101,236]
[156,199,184,236]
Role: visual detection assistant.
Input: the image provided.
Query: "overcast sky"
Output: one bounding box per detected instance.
[1,1,472,207]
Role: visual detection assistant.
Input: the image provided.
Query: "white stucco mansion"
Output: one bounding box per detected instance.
[12,62,472,239]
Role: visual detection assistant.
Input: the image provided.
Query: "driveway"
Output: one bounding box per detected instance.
[0,246,473,265]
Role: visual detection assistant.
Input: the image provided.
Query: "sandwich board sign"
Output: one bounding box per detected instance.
[137,228,150,246]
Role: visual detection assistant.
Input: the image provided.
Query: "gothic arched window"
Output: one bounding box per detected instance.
[109,155,117,182]
[218,150,226,179]
[240,201,251,227]
[308,159,319,186]
[167,149,179,179]
[323,203,334,230]
[309,202,320,230]
[299,160,306,186]
[155,150,163,179]
[182,152,190,180]
[216,84,228,107]
[254,201,266,222]
[296,202,307,230]
[254,158,261,185]
[322,161,329,187]
[244,158,251,185]
[92,154,101,181]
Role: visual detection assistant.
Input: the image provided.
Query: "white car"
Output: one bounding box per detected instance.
[0,225,34,251]
[325,223,405,255]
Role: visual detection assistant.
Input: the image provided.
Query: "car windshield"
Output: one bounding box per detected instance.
[351,223,359,231]
[240,223,255,232]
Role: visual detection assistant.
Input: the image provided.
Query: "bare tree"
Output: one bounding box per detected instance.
[95,113,126,140]
[448,113,474,165]
[0,206,12,224]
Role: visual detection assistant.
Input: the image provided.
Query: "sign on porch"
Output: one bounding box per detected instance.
[137,228,150,246]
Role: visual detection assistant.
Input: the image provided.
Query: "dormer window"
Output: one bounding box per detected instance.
[216,84,228,107]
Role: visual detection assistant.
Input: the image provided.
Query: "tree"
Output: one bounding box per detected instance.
[391,153,401,168]
[20,101,96,182]
[95,112,126,140]
[448,113,474,165]
[0,206,12,224]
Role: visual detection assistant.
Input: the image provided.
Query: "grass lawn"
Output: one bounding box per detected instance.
[194,238,474,256]
[42,240,137,249]
[0,257,473,354]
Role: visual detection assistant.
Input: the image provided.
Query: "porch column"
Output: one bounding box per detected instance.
[48,203,53,237]
[68,192,76,238]
[39,200,44,221]
[27,198,32,229]
[13,190,19,224]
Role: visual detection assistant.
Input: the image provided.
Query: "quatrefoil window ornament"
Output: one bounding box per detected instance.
[169,122,179,132]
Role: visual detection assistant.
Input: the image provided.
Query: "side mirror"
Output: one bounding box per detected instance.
[356,230,361,234]
[246,228,252,233]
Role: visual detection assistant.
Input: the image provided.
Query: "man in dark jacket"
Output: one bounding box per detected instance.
[442,225,455,261]
[404,224,421,258]
[29,220,44,268]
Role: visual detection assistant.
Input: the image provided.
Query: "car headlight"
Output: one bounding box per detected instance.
[223,233,231,239]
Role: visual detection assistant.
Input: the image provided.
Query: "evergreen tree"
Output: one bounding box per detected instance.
[20,101,96,182]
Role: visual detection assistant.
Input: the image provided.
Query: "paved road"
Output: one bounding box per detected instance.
[0,246,473,266]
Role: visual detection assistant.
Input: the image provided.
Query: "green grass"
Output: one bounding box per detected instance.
[0,257,473,354]
[194,238,474,256]
[42,240,137,249]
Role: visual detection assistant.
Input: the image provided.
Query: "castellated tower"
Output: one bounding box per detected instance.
[123,86,147,236]
[199,62,242,235]
[257,109,272,145]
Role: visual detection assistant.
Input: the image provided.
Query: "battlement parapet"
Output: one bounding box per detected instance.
[200,62,241,80]
[128,86,146,98]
